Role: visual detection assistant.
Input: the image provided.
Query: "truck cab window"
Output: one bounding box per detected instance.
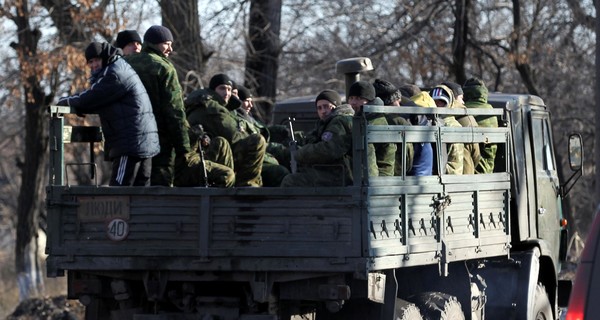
[531,117,555,173]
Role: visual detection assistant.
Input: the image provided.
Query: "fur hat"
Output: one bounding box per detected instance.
[373,79,402,105]
[399,84,422,98]
[237,85,253,101]
[315,89,341,107]
[209,74,233,90]
[348,81,376,101]
[442,81,463,97]
[143,25,174,44]
[115,30,142,49]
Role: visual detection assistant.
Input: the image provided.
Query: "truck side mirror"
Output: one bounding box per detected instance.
[568,134,583,171]
[561,133,584,197]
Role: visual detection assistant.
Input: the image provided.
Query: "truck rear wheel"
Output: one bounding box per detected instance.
[395,298,423,320]
[532,283,553,320]
[409,292,464,320]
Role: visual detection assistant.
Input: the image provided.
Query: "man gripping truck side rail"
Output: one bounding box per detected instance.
[45,57,583,320]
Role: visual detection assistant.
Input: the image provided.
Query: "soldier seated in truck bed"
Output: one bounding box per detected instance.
[280,89,354,187]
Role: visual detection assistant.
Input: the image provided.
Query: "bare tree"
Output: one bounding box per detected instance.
[1,0,113,300]
[161,0,213,94]
[245,0,282,118]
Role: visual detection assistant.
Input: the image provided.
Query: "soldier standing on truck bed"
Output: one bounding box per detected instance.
[280,90,354,187]
[463,77,499,174]
[185,73,266,187]
[126,25,235,188]
[57,41,160,186]
[347,81,396,177]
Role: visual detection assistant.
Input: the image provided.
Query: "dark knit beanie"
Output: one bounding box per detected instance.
[85,42,104,61]
[143,25,174,44]
[209,74,233,90]
[315,89,341,107]
[348,81,376,101]
[373,79,402,105]
[442,81,463,97]
[237,85,253,101]
[399,84,422,98]
[115,30,142,49]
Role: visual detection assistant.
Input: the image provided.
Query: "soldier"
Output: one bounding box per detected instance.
[430,85,465,175]
[126,25,234,187]
[57,41,159,186]
[398,84,434,176]
[185,74,266,187]
[372,78,414,176]
[280,90,354,187]
[443,81,481,174]
[347,81,396,177]
[234,85,290,187]
[463,77,499,173]
[114,30,142,56]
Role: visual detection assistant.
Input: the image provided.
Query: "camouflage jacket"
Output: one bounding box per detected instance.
[463,82,499,173]
[185,88,246,145]
[125,43,190,155]
[295,104,354,169]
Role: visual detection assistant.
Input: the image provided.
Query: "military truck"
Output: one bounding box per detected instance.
[45,58,582,320]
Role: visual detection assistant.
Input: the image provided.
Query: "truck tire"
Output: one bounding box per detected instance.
[409,292,465,320]
[395,298,424,320]
[532,283,553,320]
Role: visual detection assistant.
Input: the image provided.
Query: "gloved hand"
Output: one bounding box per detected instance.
[200,134,211,148]
[184,151,201,166]
[56,97,69,106]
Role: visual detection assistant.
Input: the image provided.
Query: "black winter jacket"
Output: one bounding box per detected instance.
[58,55,160,159]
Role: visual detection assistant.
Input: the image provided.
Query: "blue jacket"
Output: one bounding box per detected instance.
[58,55,160,159]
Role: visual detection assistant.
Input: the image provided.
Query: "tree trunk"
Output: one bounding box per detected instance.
[452,0,468,85]
[161,0,212,94]
[245,0,282,121]
[595,1,600,210]
[13,50,49,302]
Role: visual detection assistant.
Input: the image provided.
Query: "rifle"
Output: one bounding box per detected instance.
[287,117,298,174]
[191,125,210,187]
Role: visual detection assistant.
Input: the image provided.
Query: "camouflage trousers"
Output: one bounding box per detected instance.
[174,137,235,188]
[280,164,351,187]
[151,148,176,186]
[233,133,266,187]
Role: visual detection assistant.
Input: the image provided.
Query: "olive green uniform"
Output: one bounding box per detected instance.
[126,44,234,187]
[185,89,266,187]
[281,104,354,187]
[359,98,396,177]
[125,43,188,186]
[463,80,499,174]
[386,114,414,176]
[234,108,290,187]
[452,102,481,174]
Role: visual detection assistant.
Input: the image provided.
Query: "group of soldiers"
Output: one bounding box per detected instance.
[57,24,498,188]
